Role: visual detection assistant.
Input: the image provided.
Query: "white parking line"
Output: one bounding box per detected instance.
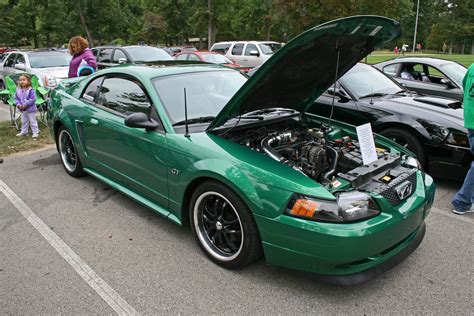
[0,180,139,315]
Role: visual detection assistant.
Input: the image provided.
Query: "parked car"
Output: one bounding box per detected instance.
[307,63,470,180]
[0,50,71,90]
[168,46,197,56]
[48,16,434,285]
[210,41,282,67]
[174,51,250,72]
[92,45,173,69]
[374,57,467,101]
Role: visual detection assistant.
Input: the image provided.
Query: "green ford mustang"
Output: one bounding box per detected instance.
[48,16,435,285]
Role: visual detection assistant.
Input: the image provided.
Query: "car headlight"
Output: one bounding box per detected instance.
[44,75,57,87]
[445,132,469,147]
[404,156,421,169]
[286,191,380,223]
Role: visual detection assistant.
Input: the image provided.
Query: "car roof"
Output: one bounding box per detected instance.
[95,63,234,79]
[376,57,462,67]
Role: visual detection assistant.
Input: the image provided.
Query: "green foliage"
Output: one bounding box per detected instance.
[0,0,472,53]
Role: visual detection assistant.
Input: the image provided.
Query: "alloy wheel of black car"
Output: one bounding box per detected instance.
[57,126,86,177]
[380,127,427,170]
[190,180,262,269]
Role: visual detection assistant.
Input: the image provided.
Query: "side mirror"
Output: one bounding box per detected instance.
[118,58,127,64]
[327,87,350,102]
[14,63,26,70]
[124,112,158,131]
[249,50,260,57]
[441,78,455,88]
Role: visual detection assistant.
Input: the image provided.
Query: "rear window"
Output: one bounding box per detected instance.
[211,43,231,54]
[28,52,71,68]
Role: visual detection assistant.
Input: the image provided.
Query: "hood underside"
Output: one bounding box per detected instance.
[208,16,401,130]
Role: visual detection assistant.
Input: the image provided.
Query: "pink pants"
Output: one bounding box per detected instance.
[21,111,39,135]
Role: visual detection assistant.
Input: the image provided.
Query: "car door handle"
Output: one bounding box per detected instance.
[243,58,248,61]
[90,118,99,125]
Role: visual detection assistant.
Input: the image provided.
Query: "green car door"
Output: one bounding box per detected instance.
[79,74,169,210]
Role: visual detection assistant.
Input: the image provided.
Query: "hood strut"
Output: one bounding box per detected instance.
[328,38,341,130]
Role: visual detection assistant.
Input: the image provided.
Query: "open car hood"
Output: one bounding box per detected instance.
[208,16,401,130]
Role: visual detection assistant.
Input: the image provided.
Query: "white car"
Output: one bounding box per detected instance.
[210,41,282,68]
[0,51,71,89]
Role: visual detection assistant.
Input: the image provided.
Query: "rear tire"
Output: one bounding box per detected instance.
[190,180,262,269]
[380,127,427,170]
[57,126,86,177]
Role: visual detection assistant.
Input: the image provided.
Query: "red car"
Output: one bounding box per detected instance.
[174,51,250,72]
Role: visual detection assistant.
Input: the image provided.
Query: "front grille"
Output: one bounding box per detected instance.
[378,170,417,205]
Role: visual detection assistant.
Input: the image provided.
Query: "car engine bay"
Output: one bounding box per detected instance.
[222,117,418,205]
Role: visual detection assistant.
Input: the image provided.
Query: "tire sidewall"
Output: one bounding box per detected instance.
[190,180,261,269]
[57,126,85,177]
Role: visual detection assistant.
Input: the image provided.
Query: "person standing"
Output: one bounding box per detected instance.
[15,74,39,138]
[452,63,474,215]
[67,36,97,78]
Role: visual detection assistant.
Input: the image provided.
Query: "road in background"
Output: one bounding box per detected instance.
[1,148,473,314]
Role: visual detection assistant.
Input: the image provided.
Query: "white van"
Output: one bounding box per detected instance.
[210,41,282,68]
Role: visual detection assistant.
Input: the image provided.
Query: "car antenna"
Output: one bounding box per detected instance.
[184,88,190,138]
[327,38,340,131]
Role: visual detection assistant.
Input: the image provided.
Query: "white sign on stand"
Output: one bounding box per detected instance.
[356,123,378,165]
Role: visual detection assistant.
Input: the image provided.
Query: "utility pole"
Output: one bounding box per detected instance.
[412,0,420,52]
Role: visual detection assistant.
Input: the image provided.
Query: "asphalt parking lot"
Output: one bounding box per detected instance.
[1,147,473,314]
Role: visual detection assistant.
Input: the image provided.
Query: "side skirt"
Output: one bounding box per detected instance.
[83,167,182,226]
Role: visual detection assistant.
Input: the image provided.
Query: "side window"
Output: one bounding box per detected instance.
[112,49,127,63]
[82,77,104,102]
[383,64,398,76]
[92,49,99,57]
[244,44,258,56]
[231,43,244,56]
[98,49,113,63]
[16,54,25,64]
[176,54,188,61]
[97,77,151,115]
[4,54,17,67]
[188,54,200,61]
[211,44,231,54]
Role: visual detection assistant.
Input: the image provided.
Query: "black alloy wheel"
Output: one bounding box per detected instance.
[190,180,262,269]
[57,126,85,177]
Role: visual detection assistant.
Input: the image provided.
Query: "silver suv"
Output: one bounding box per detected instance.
[0,51,71,89]
[210,41,282,68]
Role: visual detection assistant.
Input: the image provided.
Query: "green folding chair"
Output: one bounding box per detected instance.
[0,74,50,130]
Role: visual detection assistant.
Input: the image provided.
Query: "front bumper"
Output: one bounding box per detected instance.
[426,143,472,180]
[254,173,435,284]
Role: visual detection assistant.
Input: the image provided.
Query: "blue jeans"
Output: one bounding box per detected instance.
[452,129,474,211]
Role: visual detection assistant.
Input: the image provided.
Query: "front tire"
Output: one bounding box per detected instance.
[380,127,426,169]
[57,126,86,177]
[190,180,262,269]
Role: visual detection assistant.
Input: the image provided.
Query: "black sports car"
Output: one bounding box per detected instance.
[374,57,466,101]
[309,63,470,180]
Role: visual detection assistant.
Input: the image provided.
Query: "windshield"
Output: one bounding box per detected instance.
[126,47,173,62]
[259,43,281,55]
[438,62,466,86]
[28,53,71,68]
[201,53,232,64]
[340,64,402,98]
[153,70,247,124]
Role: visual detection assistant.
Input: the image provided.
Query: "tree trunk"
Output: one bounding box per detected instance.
[449,41,453,55]
[76,2,94,46]
[461,39,465,55]
[208,0,215,49]
[471,42,474,55]
[31,15,39,48]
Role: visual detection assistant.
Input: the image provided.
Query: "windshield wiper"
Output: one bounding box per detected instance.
[243,108,296,116]
[173,116,215,126]
[359,92,387,99]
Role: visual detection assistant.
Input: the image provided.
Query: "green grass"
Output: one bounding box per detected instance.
[365,50,474,67]
[0,120,54,157]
